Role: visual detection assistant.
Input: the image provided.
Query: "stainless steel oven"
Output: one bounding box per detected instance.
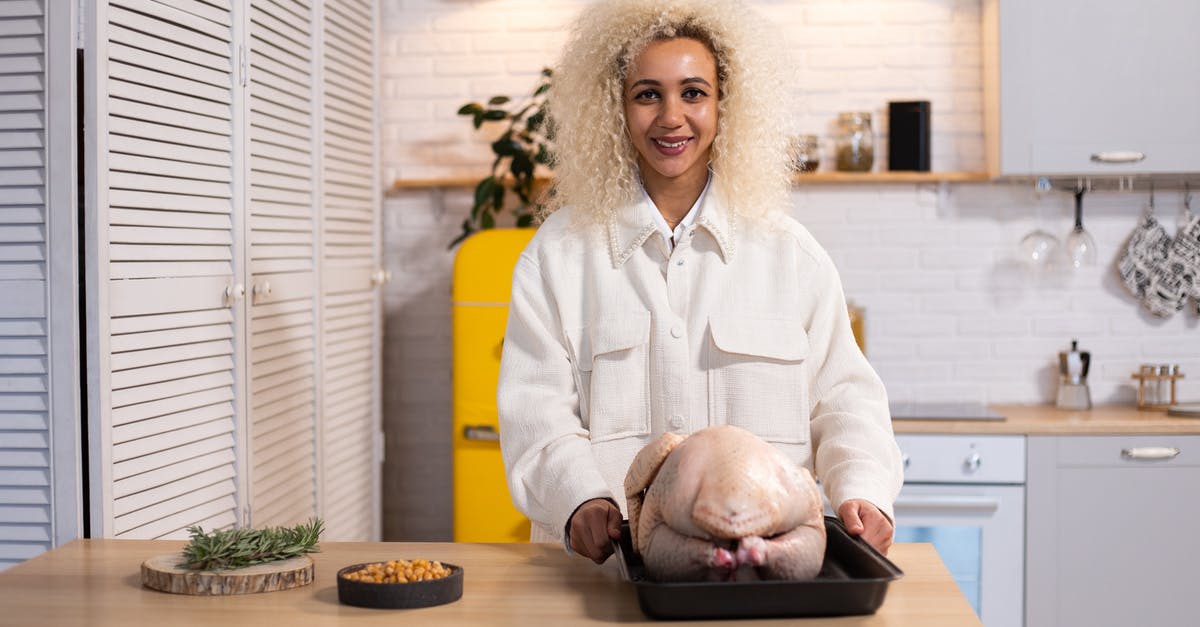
[894,434,1025,627]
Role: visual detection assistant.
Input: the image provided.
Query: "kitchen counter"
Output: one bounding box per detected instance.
[892,404,1200,435]
[0,539,980,626]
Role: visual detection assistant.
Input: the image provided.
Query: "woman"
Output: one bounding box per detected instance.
[497,0,903,564]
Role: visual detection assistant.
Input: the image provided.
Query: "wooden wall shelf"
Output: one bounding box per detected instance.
[392,171,992,190]
[794,171,991,184]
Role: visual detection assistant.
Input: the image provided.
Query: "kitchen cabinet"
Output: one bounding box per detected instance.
[82,0,381,542]
[1025,435,1200,627]
[983,0,1200,176]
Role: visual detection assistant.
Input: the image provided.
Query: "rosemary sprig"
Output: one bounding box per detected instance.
[178,518,324,571]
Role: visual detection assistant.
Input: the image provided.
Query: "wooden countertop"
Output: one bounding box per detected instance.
[892,404,1200,435]
[0,540,980,627]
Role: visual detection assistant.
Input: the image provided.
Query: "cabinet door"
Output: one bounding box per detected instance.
[319,0,380,541]
[991,0,1200,175]
[87,0,243,538]
[244,0,319,528]
[1026,436,1200,627]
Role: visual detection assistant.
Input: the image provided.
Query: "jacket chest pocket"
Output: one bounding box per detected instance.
[566,311,652,442]
[707,315,810,444]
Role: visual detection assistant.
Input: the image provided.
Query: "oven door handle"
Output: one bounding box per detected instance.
[894,495,1001,512]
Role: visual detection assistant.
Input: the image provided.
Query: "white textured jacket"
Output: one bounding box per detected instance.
[497,188,903,543]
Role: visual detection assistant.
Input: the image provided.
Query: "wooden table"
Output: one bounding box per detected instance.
[0,540,980,626]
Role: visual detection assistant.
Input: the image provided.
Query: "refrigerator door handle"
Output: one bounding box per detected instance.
[463,425,501,442]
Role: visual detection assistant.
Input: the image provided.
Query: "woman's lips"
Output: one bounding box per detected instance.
[652,136,691,156]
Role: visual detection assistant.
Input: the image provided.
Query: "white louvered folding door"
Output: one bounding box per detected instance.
[84,0,379,541]
[87,0,244,538]
[0,0,80,570]
[243,0,319,528]
[320,0,379,541]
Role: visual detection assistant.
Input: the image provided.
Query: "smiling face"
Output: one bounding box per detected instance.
[623,37,719,198]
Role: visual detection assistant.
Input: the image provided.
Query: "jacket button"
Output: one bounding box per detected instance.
[670,324,683,338]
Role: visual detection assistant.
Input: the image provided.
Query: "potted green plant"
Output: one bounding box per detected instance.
[451,68,554,248]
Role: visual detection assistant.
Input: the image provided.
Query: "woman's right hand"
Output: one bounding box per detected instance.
[568,498,623,564]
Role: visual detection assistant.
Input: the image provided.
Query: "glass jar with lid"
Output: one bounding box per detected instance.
[835,111,874,172]
[791,134,821,173]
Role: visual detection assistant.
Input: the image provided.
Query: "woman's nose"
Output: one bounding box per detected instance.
[656,97,684,128]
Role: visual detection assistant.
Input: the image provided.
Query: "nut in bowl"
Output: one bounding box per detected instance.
[336,559,464,609]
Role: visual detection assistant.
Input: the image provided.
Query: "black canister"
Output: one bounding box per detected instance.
[887,101,930,172]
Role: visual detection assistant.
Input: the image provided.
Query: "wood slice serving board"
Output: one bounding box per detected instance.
[141,554,314,595]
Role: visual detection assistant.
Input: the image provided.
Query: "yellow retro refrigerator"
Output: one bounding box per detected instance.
[452,228,536,542]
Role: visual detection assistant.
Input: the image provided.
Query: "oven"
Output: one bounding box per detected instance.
[893,434,1025,627]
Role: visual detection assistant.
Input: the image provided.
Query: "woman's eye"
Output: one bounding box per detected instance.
[682,87,707,99]
[633,89,660,101]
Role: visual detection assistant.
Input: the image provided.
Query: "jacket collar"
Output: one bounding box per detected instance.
[606,185,737,267]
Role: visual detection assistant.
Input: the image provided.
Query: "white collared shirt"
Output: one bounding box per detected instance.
[497,184,903,544]
[644,173,709,250]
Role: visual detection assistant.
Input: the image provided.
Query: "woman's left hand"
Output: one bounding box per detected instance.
[836,499,894,555]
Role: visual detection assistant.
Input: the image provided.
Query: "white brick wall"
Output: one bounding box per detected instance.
[379,0,1200,540]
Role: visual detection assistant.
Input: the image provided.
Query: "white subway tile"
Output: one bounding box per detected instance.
[804,4,878,26]
[401,33,471,55]
[434,55,506,76]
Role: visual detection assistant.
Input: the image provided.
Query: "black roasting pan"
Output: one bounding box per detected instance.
[613,516,903,620]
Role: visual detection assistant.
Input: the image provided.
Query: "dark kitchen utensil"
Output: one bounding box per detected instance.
[613,516,902,620]
[336,561,463,609]
[1066,187,1097,268]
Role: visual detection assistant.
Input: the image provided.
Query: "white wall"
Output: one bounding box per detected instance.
[378,0,1200,540]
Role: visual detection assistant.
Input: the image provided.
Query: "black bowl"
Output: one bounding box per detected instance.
[336,561,464,609]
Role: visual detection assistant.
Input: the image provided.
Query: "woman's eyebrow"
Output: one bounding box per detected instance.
[628,77,713,89]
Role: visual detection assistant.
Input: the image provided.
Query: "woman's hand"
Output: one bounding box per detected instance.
[837,499,894,555]
[568,498,623,564]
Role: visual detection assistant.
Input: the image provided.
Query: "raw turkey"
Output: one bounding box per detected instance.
[624,425,826,582]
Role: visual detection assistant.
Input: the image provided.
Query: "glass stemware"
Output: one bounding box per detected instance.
[1019,178,1060,268]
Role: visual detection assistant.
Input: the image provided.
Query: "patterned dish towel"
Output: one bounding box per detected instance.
[1118,213,1181,317]
[1163,210,1200,315]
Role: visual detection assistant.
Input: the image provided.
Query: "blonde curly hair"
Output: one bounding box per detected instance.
[546,0,795,222]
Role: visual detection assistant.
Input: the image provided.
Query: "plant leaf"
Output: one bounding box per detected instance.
[448,220,474,249]
[474,176,497,210]
[510,152,534,181]
[457,102,484,116]
[491,136,520,157]
[534,82,551,97]
[525,110,545,131]
[483,109,508,121]
[487,95,511,106]
[481,211,495,229]
[516,213,534,228]
[491,183,505,211]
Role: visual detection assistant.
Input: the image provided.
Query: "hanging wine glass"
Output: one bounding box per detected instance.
[1018,178,1059,268]
[1065,187,1097,268]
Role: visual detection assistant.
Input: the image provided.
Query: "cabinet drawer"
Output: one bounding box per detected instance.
[1052,435,1200,468]
[896,435,1025,484]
